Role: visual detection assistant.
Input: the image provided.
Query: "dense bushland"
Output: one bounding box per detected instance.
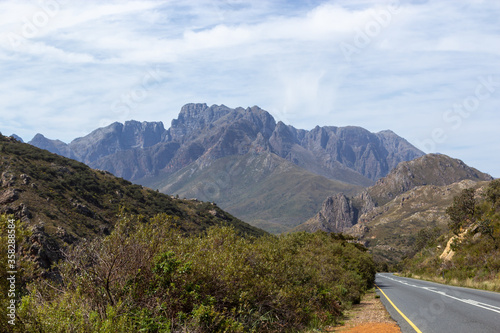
[401,180,500,290]
[3,213,375,332]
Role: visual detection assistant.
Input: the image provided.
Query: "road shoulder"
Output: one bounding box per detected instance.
[329,288,401,332]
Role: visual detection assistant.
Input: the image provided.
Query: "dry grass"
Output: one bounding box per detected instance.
[397,273,500,293]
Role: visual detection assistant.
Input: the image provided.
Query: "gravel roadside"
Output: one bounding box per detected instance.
[328,289,401,333]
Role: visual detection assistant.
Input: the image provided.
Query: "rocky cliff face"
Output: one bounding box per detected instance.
[298,193,357,233]
[70,120,166,164]
[295,126,409,181]
[168,103,234,143]
[29,103,424,186]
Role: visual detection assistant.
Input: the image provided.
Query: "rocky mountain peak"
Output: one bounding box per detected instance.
[169,103,233,141]
[240,106,276,139]
[29,133,75,159]
[29,133,52,148]
[27,103,430,233]
[28,103,424,186]
[269,121,297,156]
[10,134,24,143]
[69,120,166,163]
[121,120,166,149]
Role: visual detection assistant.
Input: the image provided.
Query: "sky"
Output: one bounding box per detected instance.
[0,0,499,177]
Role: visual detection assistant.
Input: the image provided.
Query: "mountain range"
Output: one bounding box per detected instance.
[7,102,497,262]
[28,103,424,232]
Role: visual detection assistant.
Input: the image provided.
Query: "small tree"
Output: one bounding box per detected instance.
[446,188,476,235]
[486,179,500,207]
[477,219,497,245]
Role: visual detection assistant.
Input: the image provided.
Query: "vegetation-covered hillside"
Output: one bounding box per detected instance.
[359,180,490,264]
[294,154,493,266]
[400,179,500,290]
[142,152,363,233]
[2,213,375,332]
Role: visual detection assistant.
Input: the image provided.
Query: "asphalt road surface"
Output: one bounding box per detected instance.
[375,273,500,333]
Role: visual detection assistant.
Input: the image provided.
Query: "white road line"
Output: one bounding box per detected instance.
[378,275,500,315]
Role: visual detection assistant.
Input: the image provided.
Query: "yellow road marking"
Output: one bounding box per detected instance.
[375,284,423,333]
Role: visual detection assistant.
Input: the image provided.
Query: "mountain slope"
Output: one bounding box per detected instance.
[296,154,493,258]
[367,153,492,206]
[0,134,265,272]
[141,151,363,233]
[400,179,500,289]
[359,179,490,263]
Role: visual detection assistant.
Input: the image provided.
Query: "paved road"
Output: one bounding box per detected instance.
[375,273,500,333]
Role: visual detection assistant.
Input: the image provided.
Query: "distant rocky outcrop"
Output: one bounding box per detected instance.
[296,189,376,234]
[296,193,357,233]
[30,133,77,159]
[10,134,24,143]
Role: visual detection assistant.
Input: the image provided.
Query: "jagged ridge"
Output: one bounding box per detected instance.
[29,103,424,185]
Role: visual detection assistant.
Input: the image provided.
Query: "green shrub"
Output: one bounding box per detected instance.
[13,214,375,332]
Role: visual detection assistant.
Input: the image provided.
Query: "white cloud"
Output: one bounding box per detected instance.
[0,0,499,177]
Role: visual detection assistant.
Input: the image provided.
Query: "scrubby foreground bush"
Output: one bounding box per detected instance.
[9,213,375,332]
